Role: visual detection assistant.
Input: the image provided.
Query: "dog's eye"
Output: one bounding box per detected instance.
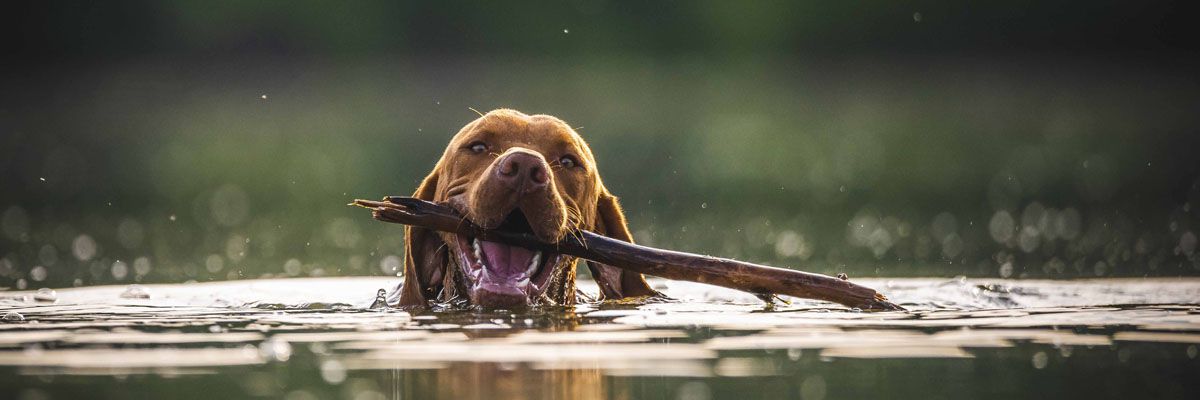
[558,155,579,169]
[468,142,488,154]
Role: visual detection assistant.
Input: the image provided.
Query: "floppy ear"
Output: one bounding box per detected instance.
[587,190,659,300]
[396,170,449,306]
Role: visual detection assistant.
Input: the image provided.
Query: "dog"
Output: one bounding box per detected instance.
[391,109,658,308]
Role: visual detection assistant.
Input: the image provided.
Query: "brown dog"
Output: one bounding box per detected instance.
[392,109,658,308]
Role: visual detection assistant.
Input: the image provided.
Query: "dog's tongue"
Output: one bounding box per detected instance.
[480,240,535,279]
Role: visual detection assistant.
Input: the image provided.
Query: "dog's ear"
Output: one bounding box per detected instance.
[397,170,448,306]
[587,189,658,300]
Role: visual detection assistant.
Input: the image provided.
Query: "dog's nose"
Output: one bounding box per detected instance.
[495,151,549,193]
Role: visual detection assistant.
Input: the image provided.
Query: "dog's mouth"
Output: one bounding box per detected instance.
[452,209,561,308]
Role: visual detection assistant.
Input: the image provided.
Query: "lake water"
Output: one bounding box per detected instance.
[1,277,1198,399]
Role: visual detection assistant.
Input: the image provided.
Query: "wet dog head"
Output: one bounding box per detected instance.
[396,109,655,308]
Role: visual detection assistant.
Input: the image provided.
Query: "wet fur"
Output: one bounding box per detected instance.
[393,109,657,307]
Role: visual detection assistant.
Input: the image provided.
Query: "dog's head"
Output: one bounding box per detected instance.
[396,109,655,308]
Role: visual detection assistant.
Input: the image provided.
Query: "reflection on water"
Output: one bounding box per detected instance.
[1,277,1198,399]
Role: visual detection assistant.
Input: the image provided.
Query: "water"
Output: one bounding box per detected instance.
[1,277,1198,399]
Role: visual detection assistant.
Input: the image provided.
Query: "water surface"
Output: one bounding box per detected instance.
[2,277,1198,399]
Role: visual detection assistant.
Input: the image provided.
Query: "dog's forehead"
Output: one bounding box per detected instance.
[453,111,594,160]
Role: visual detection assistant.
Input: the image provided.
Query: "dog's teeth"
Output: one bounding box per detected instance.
[472,239,483,263]
[526,251,542,276]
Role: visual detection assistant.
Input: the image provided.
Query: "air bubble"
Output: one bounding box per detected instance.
[3,311,25,322]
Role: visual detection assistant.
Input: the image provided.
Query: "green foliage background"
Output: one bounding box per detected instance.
[2,1,1199,288]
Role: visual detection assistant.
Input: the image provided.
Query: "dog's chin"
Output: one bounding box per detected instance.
[451,210,561,309]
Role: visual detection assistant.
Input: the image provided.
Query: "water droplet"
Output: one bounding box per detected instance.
[369,289,388,309]
[33,288,56,302]
[206,254,225,274]
[16,388,48,400]
[111,260,129,280]
[1179,231,1198,256]
[37,245,57,266]
[72,234,97,261]
[676,380,711,400]
[116,218,145,249]
[999,262,1014,278]
[133,257,152,276]
[1017,226,1041,253]
[380,255,401,275]
[800,375,826,400]
[286,390,318,400]
[2,206,30,242]
[284,259,302,276]
[211,184,250,227]
[562,28,569,34]
[119,284,151,299]
[989,211,1016,243]
[700,202,707,209]
[259,337,293,362]
[29,266,47,282]
[1031,351,1048,369]
[3,311,25,322]
[320,359,347,384]
[226,234,248,262]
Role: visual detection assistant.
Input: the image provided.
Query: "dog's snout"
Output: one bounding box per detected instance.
[495,151,549,192]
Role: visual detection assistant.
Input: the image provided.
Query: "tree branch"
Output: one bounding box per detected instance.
[352,197,904,311]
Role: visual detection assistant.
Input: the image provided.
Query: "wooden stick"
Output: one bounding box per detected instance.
[352,197,904,311]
